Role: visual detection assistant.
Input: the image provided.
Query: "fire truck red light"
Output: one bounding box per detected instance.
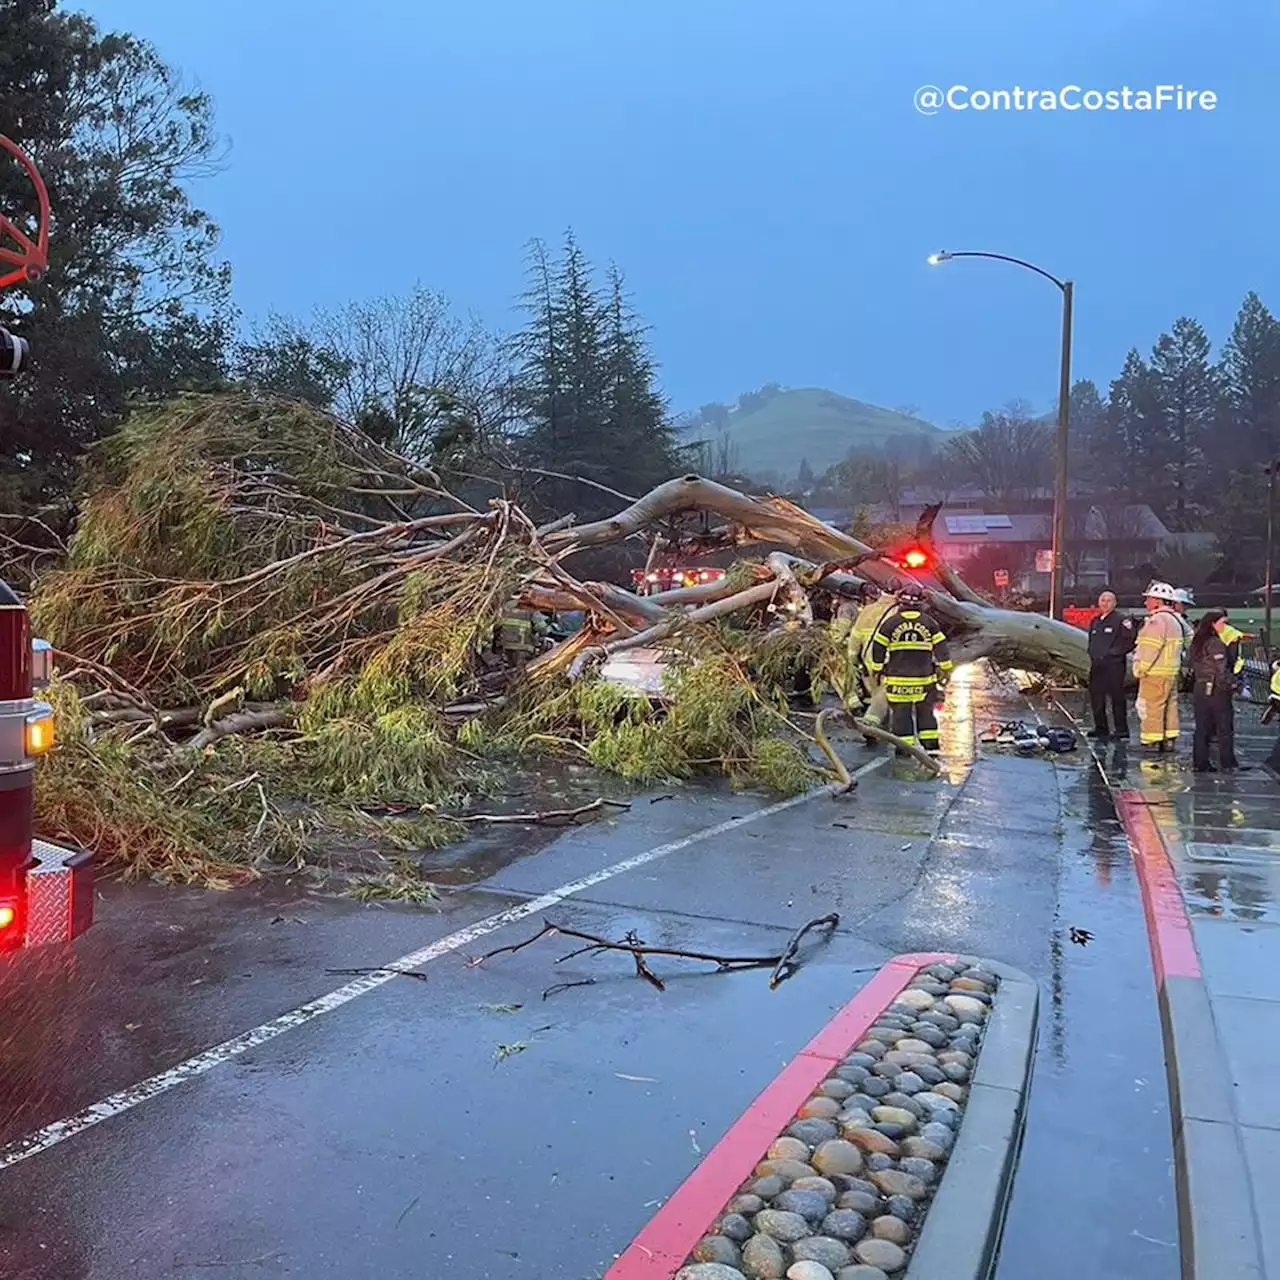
[904,549,929,569]
[0,905,16,929]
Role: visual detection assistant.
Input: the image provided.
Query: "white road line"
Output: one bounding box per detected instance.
[0,768,885,1171]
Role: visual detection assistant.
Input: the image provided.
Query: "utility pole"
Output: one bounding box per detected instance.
[1049,281,1074,621]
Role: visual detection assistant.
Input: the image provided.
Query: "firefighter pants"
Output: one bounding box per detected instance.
[888,686,940,752]
[1193,691,1237,770]
[1088,659,1128,737]
[1136,674,1179,747]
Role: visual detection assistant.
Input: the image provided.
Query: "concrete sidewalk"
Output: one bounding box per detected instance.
[1092,705,1278,1278]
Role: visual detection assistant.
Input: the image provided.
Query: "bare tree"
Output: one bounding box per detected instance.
[945,402,1052,506]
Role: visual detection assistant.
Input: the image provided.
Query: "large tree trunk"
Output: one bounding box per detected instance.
[542,475,1090,680]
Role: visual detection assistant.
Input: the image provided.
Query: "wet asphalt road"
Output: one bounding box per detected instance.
[0,669,1182,1280]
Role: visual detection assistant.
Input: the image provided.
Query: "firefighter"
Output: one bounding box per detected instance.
[1085,589,1136,739]
[866,583,953,755]
[1132,581,1185,752]
[1218,613,1247,676]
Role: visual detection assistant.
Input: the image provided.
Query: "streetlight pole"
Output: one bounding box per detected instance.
[928,250,1074,619]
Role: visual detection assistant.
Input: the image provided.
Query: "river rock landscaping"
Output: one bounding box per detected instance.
[674,961,999,1280]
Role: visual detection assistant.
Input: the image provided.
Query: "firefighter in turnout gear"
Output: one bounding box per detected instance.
[866,584,953,755]
[848,583,895,733]
[1133,581,1185,751]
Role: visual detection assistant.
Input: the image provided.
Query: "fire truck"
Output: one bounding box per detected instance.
[1,135,94,954]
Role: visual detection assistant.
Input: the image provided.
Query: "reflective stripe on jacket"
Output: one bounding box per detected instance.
[1220,623,1246,674]
[1133,608,1183,679]
[1272,666,1280,700]
[866,607,953,687]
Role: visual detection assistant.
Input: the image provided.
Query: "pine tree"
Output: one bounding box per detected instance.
[1107,350,1170,503]
[1221,291,1280,467]
[1068,379,1108,476]
[1149,317,1220,526]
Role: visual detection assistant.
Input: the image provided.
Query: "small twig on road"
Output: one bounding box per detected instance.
[395,1196,421,1229]
[542,978,597,1000]
[325,966,428,982]
[472,915,842,989]
[769,913,840,989]
[429,797,631,826]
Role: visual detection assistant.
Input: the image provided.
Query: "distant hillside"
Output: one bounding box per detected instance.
[689,388,942,481]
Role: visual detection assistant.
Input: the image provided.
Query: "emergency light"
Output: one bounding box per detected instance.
[903,547,929,570]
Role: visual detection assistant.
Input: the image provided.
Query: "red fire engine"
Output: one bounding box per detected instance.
[630,566,726,595]
[1,135,94,953]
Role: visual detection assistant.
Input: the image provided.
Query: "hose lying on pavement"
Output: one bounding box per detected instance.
[815,708,942,792]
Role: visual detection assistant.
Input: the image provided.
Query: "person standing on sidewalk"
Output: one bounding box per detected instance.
[1189,610,1249,772]
[1133,581,1185,753]
[1086,589,1136,739]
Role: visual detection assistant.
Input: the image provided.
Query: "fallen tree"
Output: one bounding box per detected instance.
[8,394,1087,886]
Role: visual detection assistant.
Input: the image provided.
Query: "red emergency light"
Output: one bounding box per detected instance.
[630,566,727,592]
[902,547,929,570]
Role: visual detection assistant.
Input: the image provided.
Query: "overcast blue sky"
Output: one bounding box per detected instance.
[87,0,1279,428]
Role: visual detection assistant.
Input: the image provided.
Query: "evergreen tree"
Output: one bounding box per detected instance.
[1221,291,1280,467]
[1106,350,1170,503]
[1149,317,1220,526]
[1068,379,1108,474]
[797,457,814,489]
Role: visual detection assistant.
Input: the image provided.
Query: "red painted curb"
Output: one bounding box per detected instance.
[604,951,958,1280]
[1114,791,1201,983]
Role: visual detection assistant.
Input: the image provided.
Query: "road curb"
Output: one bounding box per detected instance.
[1114,790,1267,1279]
[603,951,1038,1280]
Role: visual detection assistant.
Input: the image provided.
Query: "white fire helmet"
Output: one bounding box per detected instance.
[1143,581,1180,603]
[1176,587,1195,605]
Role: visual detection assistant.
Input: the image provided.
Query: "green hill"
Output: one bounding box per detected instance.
[710,388,942,480]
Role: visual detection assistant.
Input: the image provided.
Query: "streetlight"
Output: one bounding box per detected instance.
[928,249,1075,620]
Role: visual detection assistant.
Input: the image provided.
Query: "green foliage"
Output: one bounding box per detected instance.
[1,2,232,505]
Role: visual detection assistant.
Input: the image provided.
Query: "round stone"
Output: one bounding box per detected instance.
[934,1081,966,1102]
[892,1072,925,1095]
[886,1002,921,1018]
[821,1078,857,1101]
[837,1190,879,1215]
[896,989,934,1010]
[872,1123,903,1141]
[787,1264,835,1280]
[842,1127,900,1157]
[742,1233,787,1279]
[870,1062,900,1081]
[918,1010,960,1032]
[917,980,951,996]
[730,1194,765,1215]
[864,1153,894,1172]
[869,1169,928,1200]
[963,967,998,986]
[937,1049,971,1067]
[870,1215,910,1245]
[749,1175,787,1199]
[838,1108,873,1130]
[874,1013,914,1029]
[901,1137,948,1162]
[854,1238,908,1272]
[775,1189,833,1222]
[719,1214,755,1242]
[757,1159,820,1183]
[914,1063,946,1085]
[944,994,986,1017]
[894,1037,934,1055]
[821,1209,868,1243]
[842,1053,878,1070]
[754,1209,812,1243]
[792,1176,839,1203]
[942,1063,969,1083]
[695,1236,744,1267]
[801,1097,842,1120]
[792,1237,852,1271]
[870,1106,916,1132]
[921,1123,954,1150]
[769,1137,812,1163]
[812,1140,864,1177]
[886,1195,917,1222]
[924,1106,956,1130]
[861,1077,891,1098]
[835,1064,871,1086]
[882,1093,925,1118]
[899,1156,937,1183]
[866,1025,905,1044]
[854,1040,888,1059]
[948,976,985,992]
[789,1119,839,1147]
[924,962,957,979]
[676,1266,749,1280]
[837,1269,891,1280]
[907,1024,948,1048]
[916,1092,960,1116]
[847,1094,880,1114]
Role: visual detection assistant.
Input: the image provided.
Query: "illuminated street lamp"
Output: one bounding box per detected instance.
[928,250,1074,619]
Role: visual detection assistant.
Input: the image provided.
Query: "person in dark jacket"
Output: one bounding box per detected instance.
[1189,609,1248,773]
[865,584,953,755]
[1086,590,1136,739]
